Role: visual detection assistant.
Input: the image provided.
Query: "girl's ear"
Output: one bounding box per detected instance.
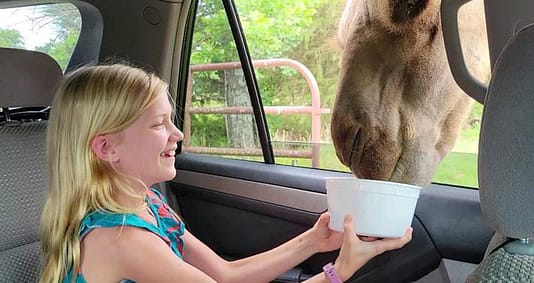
[91,135,119,162]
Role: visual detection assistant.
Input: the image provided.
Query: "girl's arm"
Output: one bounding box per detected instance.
[182,213,339,282]
[182,213,412,283]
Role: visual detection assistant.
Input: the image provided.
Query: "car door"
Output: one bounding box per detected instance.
[165,0,495,282]
[0,0,494,282]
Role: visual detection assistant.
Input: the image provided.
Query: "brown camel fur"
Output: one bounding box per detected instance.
[331,0,489,186]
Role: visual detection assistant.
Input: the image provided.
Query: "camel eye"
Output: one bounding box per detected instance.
[408,0,418,10]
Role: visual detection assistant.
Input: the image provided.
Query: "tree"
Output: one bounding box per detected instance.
[0,28,25,48]
[190,0,337,148]
[32,3,81,70]
[36,30,78,70]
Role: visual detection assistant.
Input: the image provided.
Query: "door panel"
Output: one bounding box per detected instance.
[166,153,495,282]
[176,170,325,213]
[416,185,494,264]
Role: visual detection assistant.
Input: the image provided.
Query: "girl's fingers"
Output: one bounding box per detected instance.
[395,227,413,245]
[404,227,413,238]
[374,227,413,253]
[359,236,378,242]
[343,215,355,238]
[319,212,330,226]
[400,227,413,244]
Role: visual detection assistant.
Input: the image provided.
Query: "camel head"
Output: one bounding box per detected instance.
[331,0,487,186]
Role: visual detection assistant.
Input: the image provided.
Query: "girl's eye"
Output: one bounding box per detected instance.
[153,122,165,128]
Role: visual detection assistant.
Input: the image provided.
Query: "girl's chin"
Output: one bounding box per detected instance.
[163,169,177,181]
[147,171,177,186]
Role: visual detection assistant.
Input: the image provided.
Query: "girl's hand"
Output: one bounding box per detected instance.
[335,215,413,281]
[307,212,344,253]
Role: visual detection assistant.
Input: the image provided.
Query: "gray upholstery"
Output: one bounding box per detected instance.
[0,48,61,107]
[0,123,48,281]
[468,248,534,282]
[478,23,534,239]
[0,48,61,282]
[467,23,534,283]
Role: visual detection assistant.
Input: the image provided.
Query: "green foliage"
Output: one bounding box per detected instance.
[0,28,25,48]
[190,114,229,147]
[33,3,81,70]
[236,0,326,58]
[36,31,78,70]
[190,0,340,146]
[0,4,79,69]
[241,0,342,142]
[190,0,481,188]
[190,0,333,146]
[469,101,484,120]
[192,0,331,64]
[35,4,81,39]
[191,1,236,65]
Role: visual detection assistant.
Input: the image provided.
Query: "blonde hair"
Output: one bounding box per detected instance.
[40,64,170,283]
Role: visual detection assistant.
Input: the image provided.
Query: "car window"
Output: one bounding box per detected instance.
[234,0,345,170]
[186,0,489,188]
[0,3,81,71]
[184,0,262,161]
[0,3,81,123]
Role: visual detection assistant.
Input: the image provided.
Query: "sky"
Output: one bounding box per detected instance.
[0,6,56,49]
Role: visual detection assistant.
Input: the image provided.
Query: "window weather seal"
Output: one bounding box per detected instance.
[222,0,275,164]
[175,0,199,154]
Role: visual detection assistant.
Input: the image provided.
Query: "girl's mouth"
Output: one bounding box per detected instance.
[161,150,176,158]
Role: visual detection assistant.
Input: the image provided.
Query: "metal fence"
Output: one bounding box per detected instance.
[183,58,330,168]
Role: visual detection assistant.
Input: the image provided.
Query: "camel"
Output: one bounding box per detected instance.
[331,0,489,186]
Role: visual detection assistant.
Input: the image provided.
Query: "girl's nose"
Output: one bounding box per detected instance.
[170,124,184,142]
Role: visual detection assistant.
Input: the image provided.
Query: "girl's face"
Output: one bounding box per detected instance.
[112,92,183,187]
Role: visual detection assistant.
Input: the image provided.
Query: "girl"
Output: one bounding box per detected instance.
[40,64,412,283]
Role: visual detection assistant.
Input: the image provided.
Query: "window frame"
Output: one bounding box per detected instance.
[177,0,274,163]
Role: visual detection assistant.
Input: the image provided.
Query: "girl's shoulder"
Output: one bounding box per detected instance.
[82,225,191,283]
[79,210,153,239]
[78,224,166,282]
[80,187,165,237]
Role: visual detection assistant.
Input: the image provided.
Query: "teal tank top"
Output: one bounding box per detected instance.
[62,188,185,283]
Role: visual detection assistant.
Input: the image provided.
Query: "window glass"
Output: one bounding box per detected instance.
[433,2,489,188]
[0,3,81,123]
[234,0,345,170]
[185,0,261,161]
[188,0,489,188]
[0,3,81,71]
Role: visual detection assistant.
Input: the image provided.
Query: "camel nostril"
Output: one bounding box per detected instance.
[347,127,368,172]
[348,129,361,170]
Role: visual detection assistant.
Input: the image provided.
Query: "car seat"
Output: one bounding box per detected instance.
[466,23,534,282]
[0,47,62,282]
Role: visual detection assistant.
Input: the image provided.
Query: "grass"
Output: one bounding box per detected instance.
[439,102,483,188]
[207,121,482,189]
[273,142,349,171]
[196,104,484,189]
[276,104,483,189]
[274,144,479,188]
[433,152,478,188]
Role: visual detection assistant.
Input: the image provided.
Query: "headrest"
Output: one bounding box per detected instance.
[0,48,62,107]
[478,23,534,239]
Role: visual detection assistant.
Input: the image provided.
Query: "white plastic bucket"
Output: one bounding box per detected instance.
[326,177,421,238]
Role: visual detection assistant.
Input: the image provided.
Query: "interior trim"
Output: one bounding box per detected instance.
[175,169,327,213]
